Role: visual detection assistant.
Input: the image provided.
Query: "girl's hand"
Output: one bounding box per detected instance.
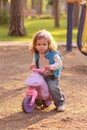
[44,65,52,70]
[29,64,36,70]
[33,68,46,73]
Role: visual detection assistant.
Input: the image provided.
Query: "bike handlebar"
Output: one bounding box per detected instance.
[32,68,46,73]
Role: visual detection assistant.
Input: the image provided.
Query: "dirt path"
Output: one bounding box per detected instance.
[0,45,87,130]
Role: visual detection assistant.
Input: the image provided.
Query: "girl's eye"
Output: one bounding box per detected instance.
[43,43,46,46]
[37,43,41,46]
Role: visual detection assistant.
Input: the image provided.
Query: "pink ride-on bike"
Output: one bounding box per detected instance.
[22,68,52,113]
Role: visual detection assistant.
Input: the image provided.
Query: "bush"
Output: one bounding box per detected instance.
[39,14,53,19]
[0,9,10,26]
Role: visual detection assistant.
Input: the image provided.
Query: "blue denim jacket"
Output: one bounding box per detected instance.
[34,50,62,77]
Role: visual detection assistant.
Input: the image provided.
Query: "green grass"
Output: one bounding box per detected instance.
[0,18,78,42]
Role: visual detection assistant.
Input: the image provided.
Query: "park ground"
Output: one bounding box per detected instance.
[0,44,87,130]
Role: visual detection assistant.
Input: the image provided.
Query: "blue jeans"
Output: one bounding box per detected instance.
[44,75,64,107]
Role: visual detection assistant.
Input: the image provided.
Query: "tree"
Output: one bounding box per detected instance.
[31,0,35,9]
[31,0,43,15]
[0,0,3,11]
[48,0,60,27]
[8,0,26,36]
[73,1,80,28]
[36,0,43,15]
[53,0,59,27]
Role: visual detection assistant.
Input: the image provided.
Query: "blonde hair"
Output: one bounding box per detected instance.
[30,30,57,53]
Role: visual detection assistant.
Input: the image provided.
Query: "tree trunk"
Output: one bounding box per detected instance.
[33,0,43,15]
[0,0,3,11]
[53,0,59,27]
[31,0,35,9]
[73,1,80,28]
[8,0,26,36]
[37,0,43,15]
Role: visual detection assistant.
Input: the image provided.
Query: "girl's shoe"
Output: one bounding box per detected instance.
[57,105,65,112]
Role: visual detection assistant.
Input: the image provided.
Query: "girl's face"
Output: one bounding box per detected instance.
[35,38,49,54]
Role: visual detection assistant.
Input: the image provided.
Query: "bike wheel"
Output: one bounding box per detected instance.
[22,96,35,113]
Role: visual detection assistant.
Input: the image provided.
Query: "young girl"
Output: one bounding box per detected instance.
[28,30,65,112]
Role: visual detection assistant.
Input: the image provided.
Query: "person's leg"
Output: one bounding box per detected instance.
[44,75,65,111]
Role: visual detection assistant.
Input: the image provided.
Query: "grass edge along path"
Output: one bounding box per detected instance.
[0,18,77,42]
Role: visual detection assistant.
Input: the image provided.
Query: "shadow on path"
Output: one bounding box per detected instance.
[0,108,57,130]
